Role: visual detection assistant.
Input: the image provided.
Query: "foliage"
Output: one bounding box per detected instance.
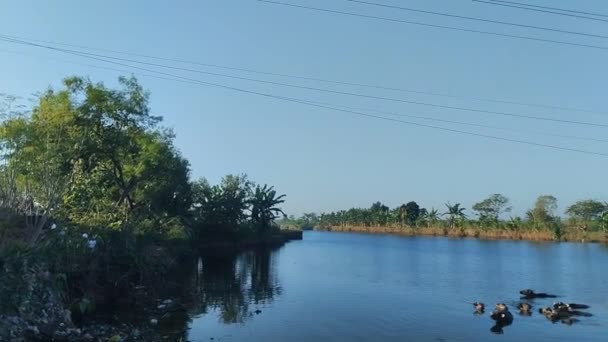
[403,201,420,226]
[472,194,511,225]
[190,175,287,241]
[0,77,192,240]
[0,76,288,322]
[526,195,558,228]
[314,194,606,240]
[443,202,467,229]
[249,184,286,234]
[190,175,252,240]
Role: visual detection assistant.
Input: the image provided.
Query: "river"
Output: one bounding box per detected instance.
[182,231,608,341]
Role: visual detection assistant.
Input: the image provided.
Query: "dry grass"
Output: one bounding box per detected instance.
[321,225,608,243]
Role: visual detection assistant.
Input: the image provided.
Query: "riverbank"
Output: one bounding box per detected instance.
[319,225,608,243]
[199,230,303,255]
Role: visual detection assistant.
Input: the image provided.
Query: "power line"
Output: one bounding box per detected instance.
[0,48,202,86]
[1,33,605,116]
[343,0,608,39]
[3,36,607,129]
[299,98,608,144]
[2,39,606,158]
[473,0,608,23]
[484,0,608,18]
[255,0,608,50]
[3,47,606,145]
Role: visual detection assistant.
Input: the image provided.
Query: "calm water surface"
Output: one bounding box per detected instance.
[185,231,608,341]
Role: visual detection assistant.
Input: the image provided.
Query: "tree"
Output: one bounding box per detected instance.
[55,77,191,231]
[601,210,608,234]
[566,200,606,222]
[472,194,511,226]
[299,213,319,230]
[249,184,286,234]
[566,200,607,236]
[370,202,389,226]
[191,175,251,239]
[0,90,75,244]
[404,201,420,226]
[526,195,557,228]
[423,208,440,228]
[443,202,466,229]
[0,76,193,238]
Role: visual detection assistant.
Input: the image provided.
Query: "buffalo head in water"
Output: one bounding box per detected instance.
[490,303,513,334]
[519,289,557,299]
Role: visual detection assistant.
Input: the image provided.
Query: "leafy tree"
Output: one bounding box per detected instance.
[299,213,319,230]
[506,216,523,231]
[249,184,286,234]
[0,89,74,244]
[472,194,511,226]
[370,202,390,226]
[601,211,608,234]
[191,175,251,240]
[443,202,466,229]
[0,76,192,236]
[526,195,558,228]
[566,200,606,222]
[404,201,420,226]
[423,208,440,228]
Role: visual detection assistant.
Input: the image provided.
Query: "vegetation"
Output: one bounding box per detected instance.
[0,77,288,325]
[294,195,608,243]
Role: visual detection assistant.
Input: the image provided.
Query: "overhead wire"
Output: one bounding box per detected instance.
[2,47,607,145]
[484,0,608,17]
[0,39,606,157]
[342,0,608,39]
[2,36,607,128]
[472,0,608,23]
[0,33,605,115]
[255,0,608,50]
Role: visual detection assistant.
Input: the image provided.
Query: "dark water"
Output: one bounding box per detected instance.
[184,231,608,341]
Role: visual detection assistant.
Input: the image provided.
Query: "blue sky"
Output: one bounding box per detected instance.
[0,0,607,217]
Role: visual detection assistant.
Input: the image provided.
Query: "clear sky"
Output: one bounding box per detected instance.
[0,0,607,217]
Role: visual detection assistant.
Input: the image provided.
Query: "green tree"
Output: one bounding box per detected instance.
[443,202,466,229]
[423,208,440,228]
[404,201,420,226]
[526,195,558,229]
[0,89,75,244]
[566,200,607,238]
[58,77,190,231]
[565,200,606,222]
[0,76,192,236]
[249,184,286,234]
[369,202,389,226]
[191,175,251,240]
[472,194,511,227]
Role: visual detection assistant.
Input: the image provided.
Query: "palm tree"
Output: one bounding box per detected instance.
[443,202,466,229]
[398,204,407,227]
[425,208,440,228]
[249,184,286,234]
[507,216,523,231]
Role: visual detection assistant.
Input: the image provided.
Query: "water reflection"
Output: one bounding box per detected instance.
[188,247,282,324]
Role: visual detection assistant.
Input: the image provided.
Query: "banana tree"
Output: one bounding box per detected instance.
[249,184,286,234]
[424,208,440,228]
[443,202,466,229]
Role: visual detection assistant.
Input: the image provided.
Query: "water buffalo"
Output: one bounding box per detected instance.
[519,289,557,299]
[490,303,513,334]
[473,302,485,314]
[517,302,532,316]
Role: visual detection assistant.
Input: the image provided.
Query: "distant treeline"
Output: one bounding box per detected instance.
[281,195,608,242]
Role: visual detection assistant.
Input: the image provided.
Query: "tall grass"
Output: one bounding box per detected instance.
[321,225,607,243]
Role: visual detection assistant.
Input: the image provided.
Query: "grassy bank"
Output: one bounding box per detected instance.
[320,225,608,243]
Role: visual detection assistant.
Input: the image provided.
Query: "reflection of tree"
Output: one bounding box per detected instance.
[188,246,282,324]
[246,248,283,304]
